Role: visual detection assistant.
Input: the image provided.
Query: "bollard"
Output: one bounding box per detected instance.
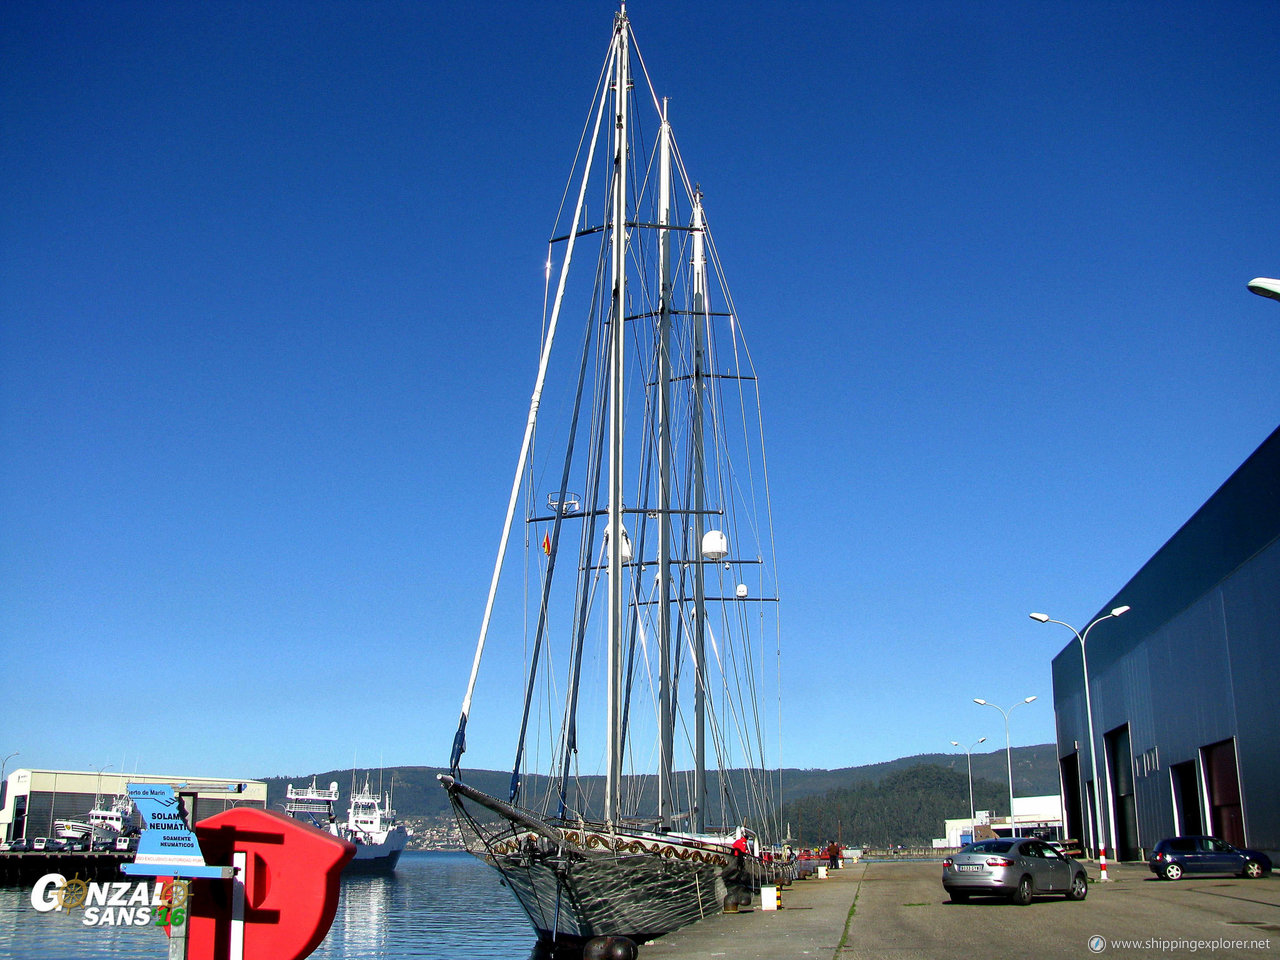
[817,865,828,879]
[760,884,782,911]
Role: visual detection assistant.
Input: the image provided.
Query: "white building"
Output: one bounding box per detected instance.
[935,795,1065,848]
[1,768,266,841]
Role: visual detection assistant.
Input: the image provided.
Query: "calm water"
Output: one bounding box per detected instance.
[0,851,540,960]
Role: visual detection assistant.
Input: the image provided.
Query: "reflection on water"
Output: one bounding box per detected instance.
[0,851,539,960]
[0,899,148,960]
[313,852,533,960]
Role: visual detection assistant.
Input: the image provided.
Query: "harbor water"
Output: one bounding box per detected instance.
[0,851,537,959]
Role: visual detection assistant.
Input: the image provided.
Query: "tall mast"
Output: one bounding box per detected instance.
[450,21,616,777]
[690,190,708,833]
[656,97,674,830]
[605,5,630,828]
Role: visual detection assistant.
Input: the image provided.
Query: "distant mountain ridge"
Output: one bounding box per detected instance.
[786,763,1019,847]
[779,742,1059,800]
[258,743,1058,824]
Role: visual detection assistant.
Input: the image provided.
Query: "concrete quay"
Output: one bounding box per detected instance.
[641,862,864,960]
[639,859,1280,960]
[0,850,134,885]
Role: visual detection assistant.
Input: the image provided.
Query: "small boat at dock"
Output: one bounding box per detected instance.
[54,793,135,847]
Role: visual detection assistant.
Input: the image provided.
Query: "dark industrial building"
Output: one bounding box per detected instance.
[1052,425,1279,862]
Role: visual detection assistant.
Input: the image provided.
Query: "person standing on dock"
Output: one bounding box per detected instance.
[827,840,841,870]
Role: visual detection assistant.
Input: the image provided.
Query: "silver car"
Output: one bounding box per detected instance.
[942,838,1088,904]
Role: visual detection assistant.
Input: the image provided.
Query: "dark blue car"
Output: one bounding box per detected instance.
[1148,836,1271,880]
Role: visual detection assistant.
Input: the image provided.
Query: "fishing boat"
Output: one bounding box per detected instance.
[284,774,409,874]
[440,4,786,945]
[54,793,135,846]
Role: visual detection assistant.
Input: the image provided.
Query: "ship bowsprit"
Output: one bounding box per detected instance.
[441,774,771,944]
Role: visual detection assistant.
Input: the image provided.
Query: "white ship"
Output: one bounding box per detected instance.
[54,793,135,845]
[284,775,409,874]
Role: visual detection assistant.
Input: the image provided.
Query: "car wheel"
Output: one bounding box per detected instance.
[1010,875,1033,906]
[1163,862,1183,881]
[1067,872,1088,901]
[1243,860,1263,879]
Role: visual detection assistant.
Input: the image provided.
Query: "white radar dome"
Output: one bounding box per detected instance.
[701,530,728,560]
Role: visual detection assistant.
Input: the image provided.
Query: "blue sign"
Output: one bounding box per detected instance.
[121,783,228,879]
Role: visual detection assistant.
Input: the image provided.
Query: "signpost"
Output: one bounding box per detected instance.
[120,783,355,960]
[122,784,230,881]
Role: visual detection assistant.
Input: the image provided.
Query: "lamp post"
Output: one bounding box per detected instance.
[973,697,1036,838]
[1030,605,1130,881]
[91,762,113,818]
[1,753,17,842]
[1247,277,1280,301]
[950,737,987,823]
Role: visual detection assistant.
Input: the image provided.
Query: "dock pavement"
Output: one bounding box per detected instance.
[639,859,1279,960]
[641,862,864,960]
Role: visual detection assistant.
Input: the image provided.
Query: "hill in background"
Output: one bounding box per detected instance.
[781,742,1058,801]
[259,743,1057,847]
[785,763,1013,847]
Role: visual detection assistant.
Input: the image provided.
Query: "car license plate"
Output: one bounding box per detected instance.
[958,864,981,872]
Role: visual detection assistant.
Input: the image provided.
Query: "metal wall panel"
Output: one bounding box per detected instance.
[1052,426,1280,858]
[1220,539,1280,851]
[24,793,53,838]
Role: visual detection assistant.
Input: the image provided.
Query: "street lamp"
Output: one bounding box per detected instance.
[90,762,113,822]
[1030,604,1130,881]
[1247,278,1280,301]
[950,737,987,823]
[1,753,17,841]
[973,697,1037,838]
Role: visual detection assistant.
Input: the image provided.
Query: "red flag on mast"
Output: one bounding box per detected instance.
[542,532,551,556]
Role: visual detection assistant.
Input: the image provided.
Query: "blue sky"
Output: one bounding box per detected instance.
[2,0,1277,782]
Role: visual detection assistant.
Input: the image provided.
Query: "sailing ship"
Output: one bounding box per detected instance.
[440,4,786,945]
[284,774,409,874]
